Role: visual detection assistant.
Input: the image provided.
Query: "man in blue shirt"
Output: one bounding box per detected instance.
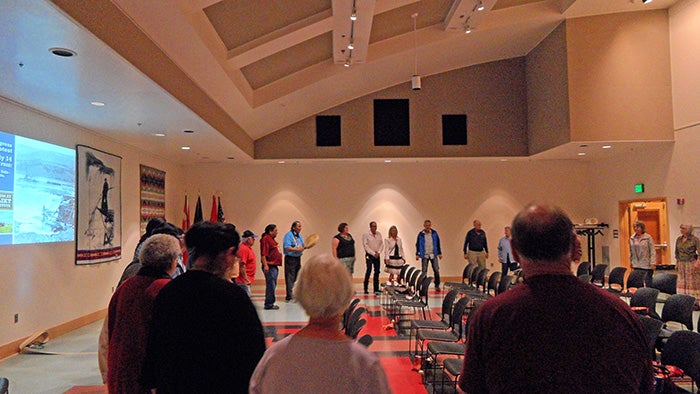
[415,220,442,291]
[283,220,305,302]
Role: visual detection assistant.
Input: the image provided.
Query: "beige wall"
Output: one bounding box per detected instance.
[566,11,674,142]
[255,58,529,159]
[0,98,184,347]
[670,0,700,129]
[184,159,592,280]
[526,22,570,155]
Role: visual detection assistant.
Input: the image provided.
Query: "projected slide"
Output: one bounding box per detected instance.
[0,130,75,245]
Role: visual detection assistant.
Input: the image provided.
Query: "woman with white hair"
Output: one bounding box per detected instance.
[675,224,700,304]
[250,254,391,394]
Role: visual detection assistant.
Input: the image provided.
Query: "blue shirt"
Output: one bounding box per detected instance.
[497,236,515,265]
[283,231,304,257]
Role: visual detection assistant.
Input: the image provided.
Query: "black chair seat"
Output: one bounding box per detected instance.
[411,319,448,330]
[427,341,466,356]
[443,358,464,376]
[417,329,460,342]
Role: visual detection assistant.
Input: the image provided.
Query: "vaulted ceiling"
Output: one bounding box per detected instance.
[0,0,679,163]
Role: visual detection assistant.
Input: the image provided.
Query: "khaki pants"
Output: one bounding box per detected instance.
[468,250,487,269]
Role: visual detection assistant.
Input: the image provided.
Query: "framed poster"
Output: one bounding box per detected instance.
[76,145,121,264]
[139,165,166,234]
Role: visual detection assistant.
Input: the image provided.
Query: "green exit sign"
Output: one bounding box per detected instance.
[635,183,645,193]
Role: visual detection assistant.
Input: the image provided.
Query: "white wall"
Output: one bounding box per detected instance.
[0,98,184,346]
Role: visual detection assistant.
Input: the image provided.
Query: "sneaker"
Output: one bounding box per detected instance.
[264,305,280,310]
[375,291,382,295]
[435,286,441,292]
[386,281,393,286]
[364,290,369,294]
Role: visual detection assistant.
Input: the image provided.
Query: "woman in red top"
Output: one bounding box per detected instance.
[261,224,283,310]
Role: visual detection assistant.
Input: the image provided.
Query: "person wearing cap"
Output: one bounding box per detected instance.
[142,221,265,393]
[236,230,258,297]
[458,203,653,393]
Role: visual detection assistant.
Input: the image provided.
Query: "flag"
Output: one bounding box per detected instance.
[181,195,190,231]
[210,195,217,222]
[217,196,225,223]
[193,195,203,224]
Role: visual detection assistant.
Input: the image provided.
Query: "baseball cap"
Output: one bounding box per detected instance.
[242,230,257,239]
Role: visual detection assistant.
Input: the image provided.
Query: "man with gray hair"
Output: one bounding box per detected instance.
[459,203,653,393]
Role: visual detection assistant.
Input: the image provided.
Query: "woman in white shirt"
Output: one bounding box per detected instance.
[384,225,405,285]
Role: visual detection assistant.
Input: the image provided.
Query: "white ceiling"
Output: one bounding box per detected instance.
[0,0,679,164]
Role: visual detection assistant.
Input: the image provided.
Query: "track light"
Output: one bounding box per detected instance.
[347,40,354,50]
[350,11,357,21]
[476,0,485,11]
[641,0,653,3]
[344,59,351,67]
[465,25,472,34]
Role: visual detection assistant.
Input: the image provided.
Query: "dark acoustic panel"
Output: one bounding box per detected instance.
[316,115,341,146]
[442,114,467,145]
[374,99,410,146]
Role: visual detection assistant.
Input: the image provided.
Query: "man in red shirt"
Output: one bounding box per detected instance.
[236,230,258,297]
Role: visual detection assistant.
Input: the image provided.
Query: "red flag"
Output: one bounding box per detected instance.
[181,195,190,230]
[210,195,217,222]
[217,196,225,223]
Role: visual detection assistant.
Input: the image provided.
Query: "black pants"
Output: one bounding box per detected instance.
[284,255,301,301]
[364,254,380,293]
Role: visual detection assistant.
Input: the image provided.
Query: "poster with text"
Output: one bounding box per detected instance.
[76,145,121,264]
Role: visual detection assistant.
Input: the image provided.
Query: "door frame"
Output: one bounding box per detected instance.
[618,197,670,269]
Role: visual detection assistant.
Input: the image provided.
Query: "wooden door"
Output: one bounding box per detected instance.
[620,199,670,267]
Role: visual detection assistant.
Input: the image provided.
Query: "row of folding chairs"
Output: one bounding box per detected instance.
[341,298,373,347]
[380,265,433,334]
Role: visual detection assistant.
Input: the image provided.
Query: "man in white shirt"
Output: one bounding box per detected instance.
[362,221,383,295]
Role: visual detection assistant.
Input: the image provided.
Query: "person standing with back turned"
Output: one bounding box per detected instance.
[459,203,653,393]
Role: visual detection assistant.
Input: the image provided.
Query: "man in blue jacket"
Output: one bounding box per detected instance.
[416,220,442,291]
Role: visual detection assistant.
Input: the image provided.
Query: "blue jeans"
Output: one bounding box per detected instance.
[264,266,279,308]
[421,256,441,287]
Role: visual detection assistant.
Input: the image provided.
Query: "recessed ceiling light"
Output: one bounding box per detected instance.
[602,145,612,149]
[183,130,194,134]
[384,159,392,163]
[154,133,165,137]
[278,161,285,164]
[227,156,235,160]
[500,159,508,162]
[49,47,77,57]
[579,144,588,148]
[578,152,586,156]
[90,101,105,107]
[181,146,190,150]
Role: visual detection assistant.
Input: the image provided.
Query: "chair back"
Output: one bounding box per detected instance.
[346,318,367,339]
[357,334,374,348]
[497,275,514,295]
[440,289,460,322]
[469,267,483,288]
[398,264,410,281]
[626,269,647,290]
[607,267,627,291]
[0,378,7,394]
[476,268,489,291]
[404,266,417,284]
[486,272,501,295]
[576,261,591,276]
[590,264,608,287]
[630,287,660,320]
[661,331,700,382]
[342,298,361,330]
[407,268,421,288]
[462,263,476,283]
[578,274,592,283]
[651,273,678,296]
[662,294,697,331]
[418,275,433,304]
[346,306,367,335]
[639,315,663,359]
[450,297,470,336]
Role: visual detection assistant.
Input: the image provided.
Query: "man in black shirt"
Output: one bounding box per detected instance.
[463,219,488,269]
